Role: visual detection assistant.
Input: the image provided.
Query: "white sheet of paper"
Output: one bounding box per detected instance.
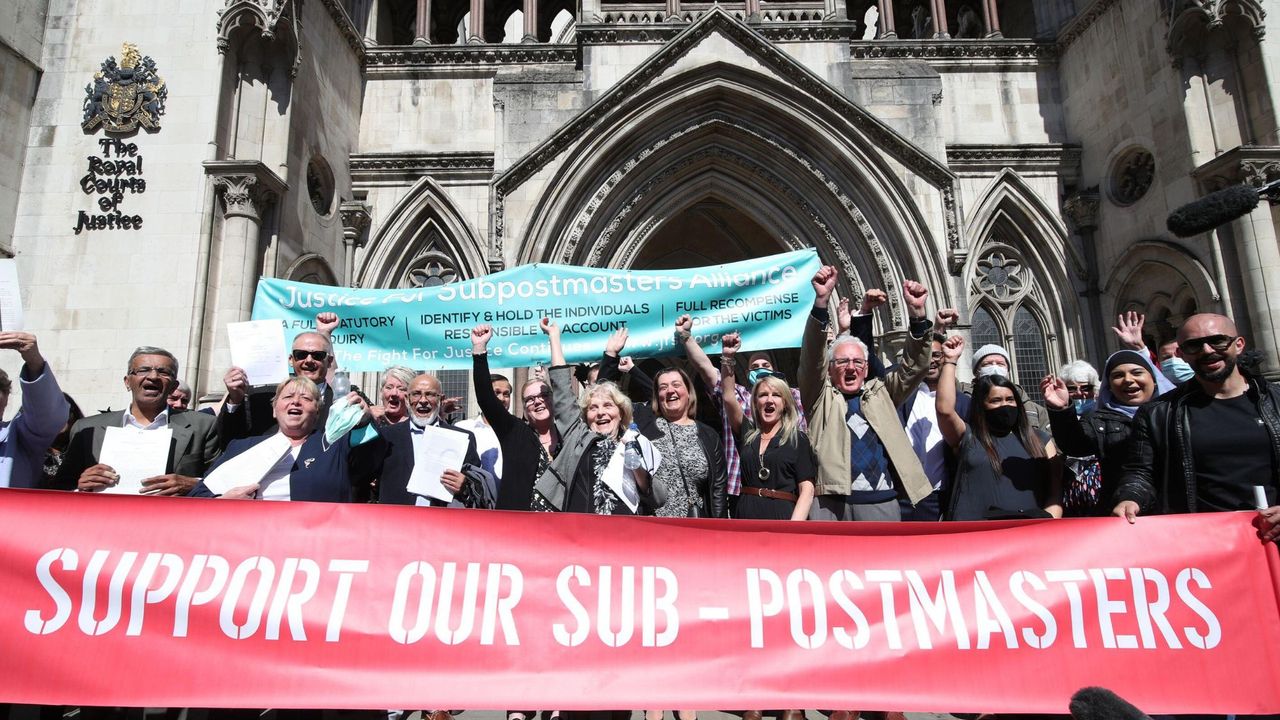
[99,427,172,495]
[0,259,24,331]
[228,320,289,386]
[202,432,294,496]
[601,434,663,514]
[407,425,470,503]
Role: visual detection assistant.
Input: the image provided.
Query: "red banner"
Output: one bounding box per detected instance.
[2,488,1279,714]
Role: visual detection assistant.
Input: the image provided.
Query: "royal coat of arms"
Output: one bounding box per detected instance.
[82,43,168,133]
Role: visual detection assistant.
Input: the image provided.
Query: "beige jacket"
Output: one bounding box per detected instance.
[798,312,934,505]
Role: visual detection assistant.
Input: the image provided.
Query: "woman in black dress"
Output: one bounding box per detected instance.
[719,331,816,521]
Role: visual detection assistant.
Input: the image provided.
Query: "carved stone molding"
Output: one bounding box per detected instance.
[1189,144,1280,189]
[349,152,495,181]
[849,40,1056,68]
[316,0,368,61]
[578,21,858,44]
[365,45,577,72]
[1062,187,1101,234]
[946,144,1082,179]
[216,0,302,77]
[1166,0,1266,64]
[204,159,288,222]
[1056,0,1121,52]
[339,200,372,245]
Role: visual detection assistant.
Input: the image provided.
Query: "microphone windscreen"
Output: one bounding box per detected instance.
[1167,184,1259,237]
[1069,686,1151,720]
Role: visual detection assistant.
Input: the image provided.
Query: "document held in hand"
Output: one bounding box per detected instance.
[406,425,469,502]
[98,427,172,495]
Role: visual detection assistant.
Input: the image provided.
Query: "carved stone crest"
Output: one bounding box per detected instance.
[82,43,168,134]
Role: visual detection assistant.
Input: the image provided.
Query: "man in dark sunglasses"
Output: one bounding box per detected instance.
[218,321,337,450]
[1114,313,1280,540]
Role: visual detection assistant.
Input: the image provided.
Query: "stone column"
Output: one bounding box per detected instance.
[340,201,372,287]
[1230,160,1280,377]
[1063,188,1107,364]
[665,0,682,22]
[931,0,949,38]
[522,0,538,42]
[876,0,896,38]
[414,0,432,43]
[203,160,288,374]
[468,0,486,43]
[981,0,1001,37]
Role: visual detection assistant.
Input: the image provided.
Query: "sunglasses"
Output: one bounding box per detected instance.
[291,349,330,363]
[1177,335,1237,356]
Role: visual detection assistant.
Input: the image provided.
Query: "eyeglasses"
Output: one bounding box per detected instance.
[408,390,441,400]
[830,358,867,369]
[524,391,553,404]
[129,365,177,379]
[1178,335,1237,356]
[291,349,330,363]
[1065,384,1094,395]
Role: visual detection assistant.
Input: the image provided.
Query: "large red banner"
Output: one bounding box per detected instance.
[2,488,1279,714]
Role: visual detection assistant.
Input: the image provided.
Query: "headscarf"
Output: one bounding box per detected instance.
[1098,350,1177,418]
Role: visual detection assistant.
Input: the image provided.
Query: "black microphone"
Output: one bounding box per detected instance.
[1069,686,1150,720]
[1166,184,1260,237]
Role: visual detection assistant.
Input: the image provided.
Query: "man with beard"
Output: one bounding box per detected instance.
[218,328,336,449]
[1114,313,1280,530]
[375,372,496,509]
[54,346,218,494]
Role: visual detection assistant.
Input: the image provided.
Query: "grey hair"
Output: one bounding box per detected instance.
[380,365,417,389]
[174,380,193,397]
[825,333,869,366]
[292,331,334,355]
[128,346,179,375]
[1058,360,1099,386]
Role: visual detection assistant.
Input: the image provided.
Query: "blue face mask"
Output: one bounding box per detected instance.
[1161,357,1195,383]
[749,368,787,386]
[1072,399,1096,416]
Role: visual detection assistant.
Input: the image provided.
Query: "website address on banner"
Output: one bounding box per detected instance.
[22,549,1219,652]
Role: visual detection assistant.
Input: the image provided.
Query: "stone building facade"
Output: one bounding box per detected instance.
[0,0,1276,415]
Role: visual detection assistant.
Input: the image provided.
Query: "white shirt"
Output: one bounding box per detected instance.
[123,407,170,430]
[259,445,303,501]
[455,415,502,479]
[905,385,947,490]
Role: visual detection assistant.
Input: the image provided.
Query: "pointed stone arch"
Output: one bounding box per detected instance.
[284,253,339,285]
[499,56,956,324]
[357,177,486,289]
[1104,240,1220,345]
[963,168,1086,383]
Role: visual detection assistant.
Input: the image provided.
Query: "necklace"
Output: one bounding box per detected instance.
[757,429,777,481]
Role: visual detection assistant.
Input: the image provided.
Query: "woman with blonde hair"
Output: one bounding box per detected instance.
[720,331,815,521]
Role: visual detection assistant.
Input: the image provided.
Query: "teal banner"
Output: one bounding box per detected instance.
[251,249,821,371]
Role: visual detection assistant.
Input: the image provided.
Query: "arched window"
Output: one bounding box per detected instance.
[1011,306,1048,403]
[970,304,1001,349]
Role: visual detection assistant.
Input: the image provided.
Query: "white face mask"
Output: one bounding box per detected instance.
[977,364,1009,379]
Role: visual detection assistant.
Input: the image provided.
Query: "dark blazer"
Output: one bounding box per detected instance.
[217,383,334,451]
[473,352,567,511]
[189,427,383,503]
[50,408,220,491]
[374,420,483,507]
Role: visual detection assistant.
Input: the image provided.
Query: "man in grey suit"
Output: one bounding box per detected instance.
[52,346,219,494]
[0,331,69,489]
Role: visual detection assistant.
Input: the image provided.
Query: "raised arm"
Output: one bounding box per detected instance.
[719,332,745,433]
[1040,374,1099,458]
[675,314,720,390]
[470,324,519,436]
[542,318,579,426]
[596,326,630,384]
[883,279,933,406]
[935,335,967,448]
[798,265,838,411]
[542,316,566,367]
[845,290,887,381]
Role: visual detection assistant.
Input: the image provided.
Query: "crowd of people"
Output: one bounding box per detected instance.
[1,264,1279,720]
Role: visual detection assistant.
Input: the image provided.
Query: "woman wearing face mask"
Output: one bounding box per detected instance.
[1041,349,1176,515]
[936,336,1063,520]
[529,318,665,516]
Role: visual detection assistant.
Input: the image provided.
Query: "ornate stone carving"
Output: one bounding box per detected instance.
[1241,159,1280,187]
[315,0,368,60]
[1062,187,1101,234]
[973,248,1031,304]
[339,200,372,243]
[1110,148,1155,206]
[82,43,168,134]
[204,159,288,222]
[848,40,1056,68]
[365,45,577,71]
[946,144,1083,170]
[1056,0,1122,51]
[1166,0,1265,64]
[216,0,302,77]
